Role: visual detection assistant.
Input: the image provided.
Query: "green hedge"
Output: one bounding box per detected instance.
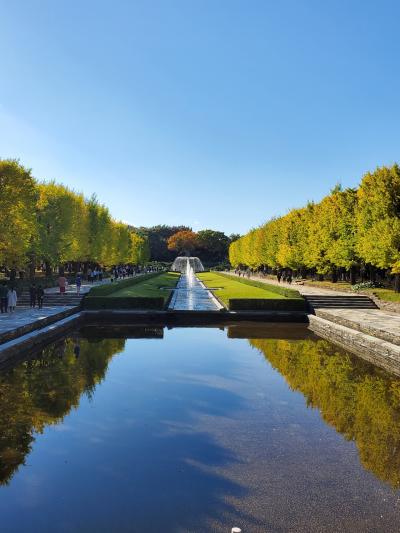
[228,298,307,311]
[218,273,303,299]
[83,296,165,310]
[87,273,160,297]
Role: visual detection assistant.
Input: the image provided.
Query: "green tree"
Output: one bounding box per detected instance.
[0,160,37,269]
[357,165,400,291]
[197,229,230,264]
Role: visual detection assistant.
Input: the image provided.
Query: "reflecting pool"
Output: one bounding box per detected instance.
[1,324,400,532]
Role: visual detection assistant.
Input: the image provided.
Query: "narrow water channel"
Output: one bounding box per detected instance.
[0,324,399,532]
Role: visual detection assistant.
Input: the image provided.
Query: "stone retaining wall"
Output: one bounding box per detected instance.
[309,314,400,376]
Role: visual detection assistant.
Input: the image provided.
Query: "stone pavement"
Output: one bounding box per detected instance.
[0,306,75,341]
[315,308,400,346]
[44,278,112,295]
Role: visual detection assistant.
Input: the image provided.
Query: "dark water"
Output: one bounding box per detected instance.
[1,323,400,532]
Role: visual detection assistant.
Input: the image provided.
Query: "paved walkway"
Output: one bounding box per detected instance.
[0,275,146,341]
[0,306,75,339]
[226,272,400,344]
[315,308,400,346]
[44,278,114,295]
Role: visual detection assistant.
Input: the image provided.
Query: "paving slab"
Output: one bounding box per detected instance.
[315,308,400,346]
[0,306,77,343]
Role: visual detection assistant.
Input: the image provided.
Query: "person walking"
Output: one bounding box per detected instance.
[7,287,17,312]
[29,283,37,308]
[76,274,82,295]
[37,285,44,308]
[58,275,67,295]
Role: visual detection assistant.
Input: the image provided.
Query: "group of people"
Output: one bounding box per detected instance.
[233,267,294,284]
[29,283,45,308]
[276,270,293,284]
[112,265,135,279]
[0,283,18,313]
[234,268,253,278]
[86,268,103,283]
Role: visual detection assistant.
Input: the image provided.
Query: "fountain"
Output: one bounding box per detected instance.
[171,256,204,273]
[168,257,223,311]
[186,258,195,288]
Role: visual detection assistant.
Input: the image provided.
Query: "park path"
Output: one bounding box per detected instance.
[0,275,145,343]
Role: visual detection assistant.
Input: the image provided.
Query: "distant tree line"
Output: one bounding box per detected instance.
[134,225,240,266]
[229,164,400,291]
[0,159,150,279]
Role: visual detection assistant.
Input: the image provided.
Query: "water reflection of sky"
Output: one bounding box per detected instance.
[0,325,400,532]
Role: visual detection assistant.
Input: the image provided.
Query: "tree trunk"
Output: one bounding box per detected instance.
[369,265,376,283]
[331,268,338,283]
[29,256,35,281]
[318,274,324,281]
[394,273,400,293]
[45,261,52,277]
[350,266,357,285]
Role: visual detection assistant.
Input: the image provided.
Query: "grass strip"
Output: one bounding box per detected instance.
[111,272,180,300]
[197,272,289,307]
[88,272,161,296]
[84,272,180,310]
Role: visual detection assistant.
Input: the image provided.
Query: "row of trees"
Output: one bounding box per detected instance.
[229,164,400,290]
[0,159,150,277]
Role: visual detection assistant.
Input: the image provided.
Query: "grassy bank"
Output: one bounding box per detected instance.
[84,272,180,310]
[197,272,306,311]
[111,272,180,300]
[198,272,283,306]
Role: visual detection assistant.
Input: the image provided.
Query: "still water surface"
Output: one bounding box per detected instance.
[1,324,400,532]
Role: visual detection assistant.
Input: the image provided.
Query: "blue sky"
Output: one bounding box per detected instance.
[1,0,400,235]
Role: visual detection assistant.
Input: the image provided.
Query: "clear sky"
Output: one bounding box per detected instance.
[1,0,400,235]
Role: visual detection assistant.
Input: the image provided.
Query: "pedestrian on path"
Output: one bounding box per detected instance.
[29,283,37,308]
[58,275,67,295]
[76,274,82,295]
[0,282,8,313]
[37,285,44,308]
[7,287,17,312]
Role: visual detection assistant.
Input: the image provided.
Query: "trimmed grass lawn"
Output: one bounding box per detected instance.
[197,272,284,306]
[111,272,180,302]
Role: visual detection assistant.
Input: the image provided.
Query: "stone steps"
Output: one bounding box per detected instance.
[305,295,378,310]
[17,293,83,307]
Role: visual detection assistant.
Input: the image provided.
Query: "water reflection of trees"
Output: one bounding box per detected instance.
[0,337,125,485]
[250,337,400,488]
